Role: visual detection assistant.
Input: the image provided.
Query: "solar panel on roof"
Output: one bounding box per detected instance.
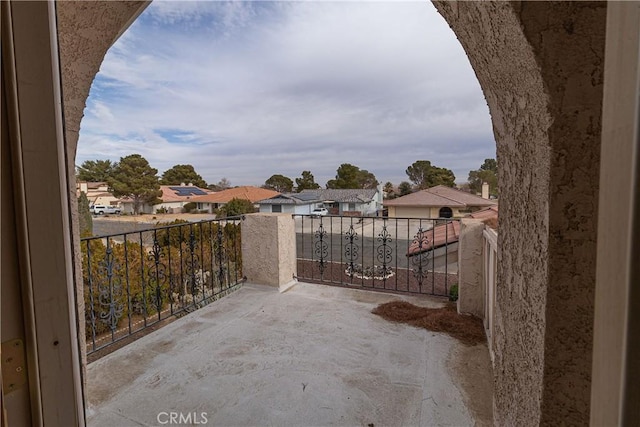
[169,187,208,196]
[293,193,319,201]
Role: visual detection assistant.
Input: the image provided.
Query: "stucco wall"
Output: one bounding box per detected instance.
[457,219,484,317]
[56,0,149,389]
[433,1,605,424]
[241,214,297,290]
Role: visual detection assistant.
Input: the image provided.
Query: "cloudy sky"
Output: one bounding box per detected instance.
[77,0,494,188]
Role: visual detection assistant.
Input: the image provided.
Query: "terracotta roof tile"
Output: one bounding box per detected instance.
[406,205,499,256]
[190,186,280,204]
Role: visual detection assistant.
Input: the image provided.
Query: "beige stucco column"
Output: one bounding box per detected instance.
[433,2,606,425]
[457,219,484,318]
[241,214,297,292]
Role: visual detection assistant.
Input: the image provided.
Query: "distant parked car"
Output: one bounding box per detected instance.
[310,207,328,217]
[91,205,121,215]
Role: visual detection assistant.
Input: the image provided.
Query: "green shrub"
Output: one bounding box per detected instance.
[449,284,459,302]
[182,202,197,213]
[218,198,255,218]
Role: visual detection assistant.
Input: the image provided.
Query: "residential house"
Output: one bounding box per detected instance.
[191,186,280,213]
[120,185,210,214]
[258,192,323,214]
[297,188,383,216]
[384,185,497,219]
[76,181,120,207]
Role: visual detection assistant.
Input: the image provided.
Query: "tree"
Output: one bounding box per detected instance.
[383,181,395,199]
[107,154,161,215]
[468,158,498,196]
[398,181,413,196]
[78,191,93,236]
[405,160,456,189]
[264,174,294,192]
[326,163,379,189]
[160,164,207,188]
[295,171,321,192]
[208,177,231,191]
[77,159,115,182]
[218,198,256,218]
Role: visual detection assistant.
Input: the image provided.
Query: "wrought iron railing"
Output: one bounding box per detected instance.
[81,218,245,356]
[294,215,458,297]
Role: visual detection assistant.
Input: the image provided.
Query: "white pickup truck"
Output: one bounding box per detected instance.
[90,205,121,215]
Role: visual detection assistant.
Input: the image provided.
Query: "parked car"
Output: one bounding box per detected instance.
[310,207,328,216]
[91,205,121,215]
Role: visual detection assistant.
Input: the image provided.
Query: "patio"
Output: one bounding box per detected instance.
[86,282,492,426]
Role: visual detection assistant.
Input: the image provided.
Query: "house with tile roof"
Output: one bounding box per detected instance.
[257,193,323,215]
[384,185,497,219]
[297,188,383,216]
[191,186,280,213]
[120,184,211,214]
[258,188,383,216]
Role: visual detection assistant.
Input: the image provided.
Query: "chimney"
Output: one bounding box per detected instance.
[481,182,490,199]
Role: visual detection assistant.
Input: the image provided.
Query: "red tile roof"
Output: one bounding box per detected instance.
[190,186,280,204]
[406,205,498,256]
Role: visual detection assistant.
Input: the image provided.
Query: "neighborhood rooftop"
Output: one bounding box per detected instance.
[298,188,379,203]
[191,186,280,204]
[384,185,497,207]
[258,193,322,205]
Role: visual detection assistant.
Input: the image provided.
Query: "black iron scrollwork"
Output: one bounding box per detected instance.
[184,225,202,299]
[376,223,393,281]
[411,228,431,288]
[314,219,329,275]
[97,240,124,333]
[216,224,226,289]
[344,224,359,277]
[147,234,168,316]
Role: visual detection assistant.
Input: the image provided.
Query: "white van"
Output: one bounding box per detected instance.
[90,205,121,215]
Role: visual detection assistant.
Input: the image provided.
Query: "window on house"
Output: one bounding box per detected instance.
[348,203,356,211]
[439,207,453,218]
[272,204,282,213]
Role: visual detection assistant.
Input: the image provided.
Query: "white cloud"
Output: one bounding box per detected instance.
[77,1,494,187]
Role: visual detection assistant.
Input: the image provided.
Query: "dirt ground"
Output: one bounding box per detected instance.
[371,301,486,346]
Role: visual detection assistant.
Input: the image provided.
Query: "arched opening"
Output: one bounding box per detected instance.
[438,206,453,218]
[51,1,608,425]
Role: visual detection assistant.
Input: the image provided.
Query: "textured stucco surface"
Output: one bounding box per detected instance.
[241,214,297,289]
[433,1,605,425]
[56,0,149,390]
[457,219,484,318]
[518,4,605,425]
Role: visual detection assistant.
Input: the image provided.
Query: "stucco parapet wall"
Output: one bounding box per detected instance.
[457,219,484,318]
[241,214,297,292]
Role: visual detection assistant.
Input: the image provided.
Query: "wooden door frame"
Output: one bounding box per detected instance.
[2,1,85,425]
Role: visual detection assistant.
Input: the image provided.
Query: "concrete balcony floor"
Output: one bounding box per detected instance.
[86,283,492,426]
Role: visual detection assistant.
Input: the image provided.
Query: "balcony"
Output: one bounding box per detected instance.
[82,214,493,426]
